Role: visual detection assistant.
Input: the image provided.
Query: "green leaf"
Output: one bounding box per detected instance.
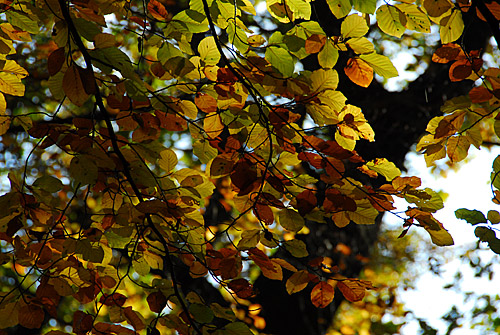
[193,139,218,164]
[360,53,398,78]
[352,0,376,14]
[455,208,487,225]
[6,11,39,34]
[278,208,305,232]
[376,5,405,38]
[284,239,308,257]
[188,304,214,324]
[223,322,254,335]
[33,175,64,193]
[69,156,98,186]
[265,46,294,77]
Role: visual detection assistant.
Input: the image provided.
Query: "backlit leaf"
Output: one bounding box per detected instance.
[284,238,308,257]
[318,39,339,68]
[365,158,401,181]
[360,53,399,78]
[341,14,369,38]
[265,46,294,77]
[278,208,305,232]
[344,57,373,87]
[199,36,220,66]
[440,10,464,43]
[286,270,310,294]
[159,149,178,173]
[311,282,335,308]
[62,64,90,106]
[376,5,405,38]
[326,0,352,18]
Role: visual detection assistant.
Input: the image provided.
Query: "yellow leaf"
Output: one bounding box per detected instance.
[359,52,399,78]
[425,227,454,246]
[286,270,310,294]
[326,0,352,18]
[310,68,339,92]
[0,93,9,136]
[347,37,375,54]
[204,112,225,139]
[376,5,406,38]
[159,149,178,173]
[0,72,24,96]
[278,208,305,232]
[1,60,28,78]
[365,158,401,181]
[396,3,431,33]
[198,36,220,66]
[318,39,339,68]
[341,14,369,38]
[348,200,379,225]
[440,10,464,43]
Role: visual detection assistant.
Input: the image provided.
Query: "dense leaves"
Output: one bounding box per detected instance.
[0,0,498,334]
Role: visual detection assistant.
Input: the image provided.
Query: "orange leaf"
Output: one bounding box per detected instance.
[310,282,335,308]
[344,57,373,88]
[337,279,374,302]
[432,43,463,63]
[305,34,326,54]
[148,0,169,21]
[195,93,218,113]
[204,112,225,139]
[476,1,500,21]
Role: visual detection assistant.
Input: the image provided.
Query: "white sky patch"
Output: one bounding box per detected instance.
[385,148,500,334]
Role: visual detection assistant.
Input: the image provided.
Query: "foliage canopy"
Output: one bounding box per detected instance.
[0,0,499,334]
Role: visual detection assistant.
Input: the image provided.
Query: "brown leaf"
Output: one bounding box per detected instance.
[19,304,44,329]
[63,64,90,106]
[147,291,168,313]
[47,47,65,76]
[228,278,254,298]
[148,0,169,21]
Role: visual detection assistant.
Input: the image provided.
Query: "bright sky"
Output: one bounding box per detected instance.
[385,148,500,334]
